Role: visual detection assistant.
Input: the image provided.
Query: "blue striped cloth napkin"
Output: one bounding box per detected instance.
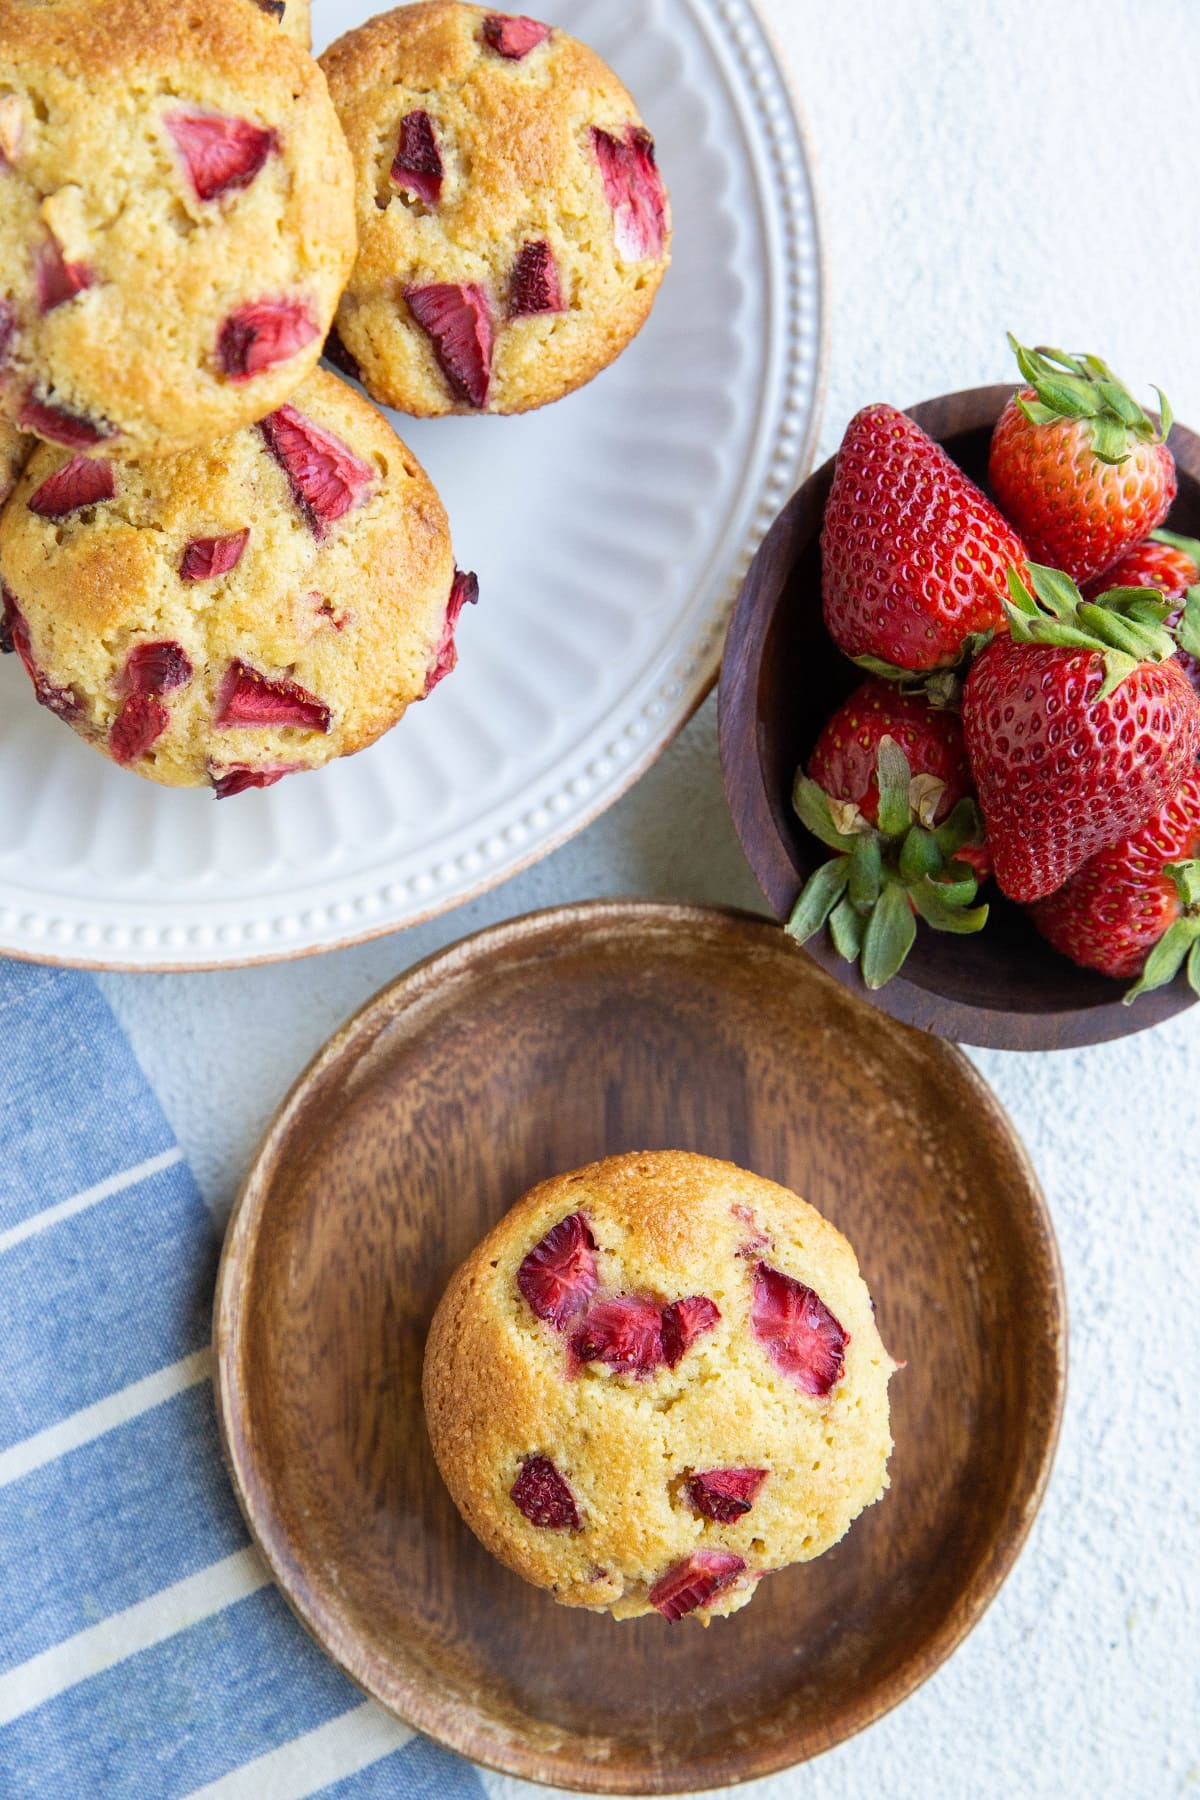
[0,960,489,1800]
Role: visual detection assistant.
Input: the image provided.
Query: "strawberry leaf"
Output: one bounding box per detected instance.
[874,735,913,837]
[792,775,859,852]
[910,879,988,933]
[1124,916,1200,1004]
[786,858,851,944]
[898,825,941,885]
[861,881,916,989]
[934,797,985,858]
[1005,334,1169,452]
[828,895,864,962]
[848,833,882,909]
[1176,589,1200,662]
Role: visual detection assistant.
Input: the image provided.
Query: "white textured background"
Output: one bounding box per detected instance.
[100,0,1200,1794]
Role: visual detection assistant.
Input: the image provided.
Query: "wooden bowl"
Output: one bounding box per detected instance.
[718,384,1200,1049]
[214,900,1065,1793]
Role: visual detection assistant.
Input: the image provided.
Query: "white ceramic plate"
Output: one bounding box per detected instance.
[0,0,823,969]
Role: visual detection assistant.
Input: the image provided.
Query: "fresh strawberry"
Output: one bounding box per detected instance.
[750,1262,848,1398]
[591,126,668,261]
[570,1296,664,1375]
[19,396,111,449]
[215,661,330,732]
[789,685,990,989]
[218,299,318,382]
[480,13,551,57]
[1083,528,1200,694]
[166,111,278,202]
[686,1468,767,1522]
[258,405,374,538]
[208,762,301,798]
[510,1455,580,1529]
[821,405,1024,680]
[27,453,114,517]
[989,338,1176,586]
[509,240,564,317]
[517,1212,598,1329]
[123,640,192,695]
[423,567,479,697]
[404,283,493,409]
[1,584,81,719]
[109,693,169,764]
[660,1295,720,1368]
[35,236,91,313]
[1030,770,1200,1002]
[649,1551,745,1622]
[963,564,1200,902]
[180,529,249,582]
[391,111,443,205]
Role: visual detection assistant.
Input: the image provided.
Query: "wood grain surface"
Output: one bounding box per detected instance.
[718,383,1200,1050]
[213,901,1066,1793]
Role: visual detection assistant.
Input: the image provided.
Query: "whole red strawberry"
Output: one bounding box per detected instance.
[989,338,1176,586]
[821,404,1027,678]
[1083,528,1200,694]
[962,565,1200,902]
[790,683,990,988]
[1030,769,1200,1002]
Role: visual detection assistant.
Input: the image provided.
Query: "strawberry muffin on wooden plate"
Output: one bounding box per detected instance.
[0,368,477,795]
[424,1151,897,1624]
[320,1,671,417]
[0,0,354,460]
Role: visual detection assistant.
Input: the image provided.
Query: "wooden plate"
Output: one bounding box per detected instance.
[718,384,1200,1049]
[214,901,1066,1792]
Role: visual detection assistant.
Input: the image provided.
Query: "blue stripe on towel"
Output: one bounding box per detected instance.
[0,1384,246,1674]
[0,1587,359,1799]
[0,1160,216,1450]
[318,1736,489,1800]
[0,964,175,1229]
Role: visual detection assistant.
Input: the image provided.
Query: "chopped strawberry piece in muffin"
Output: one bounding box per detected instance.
[1,585,81,720]
[423,567,479,696]
[391,110,443,204]
[511,1455,580,1529]
[216,661,330,732]
[570,1296,664,1375]
[208,762,302,798]
[19,396,111,450]
[35,236,92,314]
[0,301,14,364]
[218,299,319,382]
[660,1295,720,1368]
[517,1211,598,1329]
[123,640,193,695]
[509,240,564,317]
[404,283,493,409]
[180,530,249,582]
[110,694,169,764]
[27,453,114,517]
[649,1550,745,1622]
[591,125,667,261]
[258,404,374,538]
[166,110,279,202]
[687,1468,767,1522]
[751,1263,849,1398]
[480,13,550,57]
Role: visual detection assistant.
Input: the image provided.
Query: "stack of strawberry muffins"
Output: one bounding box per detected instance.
[791,335,1200,1006]
[0,0,671,796]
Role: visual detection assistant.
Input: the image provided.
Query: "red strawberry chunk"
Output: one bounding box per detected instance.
[391,110,443,204]
[510,1455,580,1529]
[660,1295,720,1368]
[423,567,479,696]
[687,1467,767,1522]
[209,762,301,798]
[0,301,14,365]
[509,240,564,317]
[27,453,114,518]
[124,640,193,696]
[35,236,92,314]
[404,283,493,409]
[181,529,249,582]
[110,693,169,764]
[253,0,285,17]
[480,13,551,56]
[591,125,667,261]
[1,584,81,720]
[215,661,330,732]
[649,1550,745,1622]
[751,1262,849,1398]
[322,328,362,384]
[218,299,318,383]
[166,111,278,202]
[571,1296,664,1376]
[516,1211,597,1329]
[19,396,110,450]
[258,405,374,538]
